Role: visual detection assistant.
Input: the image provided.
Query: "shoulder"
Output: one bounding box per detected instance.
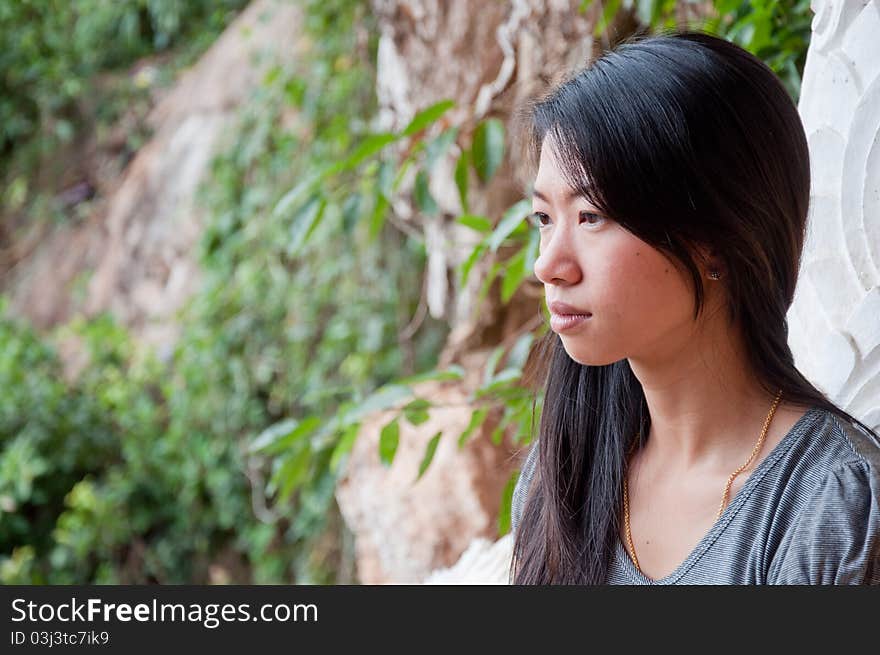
[791,406,880,469]
[827,412,880,470]
[768,412,880,584]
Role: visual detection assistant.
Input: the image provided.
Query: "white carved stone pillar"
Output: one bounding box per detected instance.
[789,0,880,431]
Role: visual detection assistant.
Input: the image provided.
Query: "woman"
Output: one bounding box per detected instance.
[508,29,880,585]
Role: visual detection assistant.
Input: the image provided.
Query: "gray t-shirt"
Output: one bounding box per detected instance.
[510,406,880,584]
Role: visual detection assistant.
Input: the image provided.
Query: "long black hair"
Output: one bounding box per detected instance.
[508,29,880,585]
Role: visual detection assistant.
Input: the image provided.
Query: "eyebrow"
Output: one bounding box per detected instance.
[532,188,590,203]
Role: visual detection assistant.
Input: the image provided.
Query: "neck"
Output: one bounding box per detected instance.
[628,316,780,473]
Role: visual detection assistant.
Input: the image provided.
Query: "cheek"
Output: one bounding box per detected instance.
[555,240,696,366]
[595,243,694,326]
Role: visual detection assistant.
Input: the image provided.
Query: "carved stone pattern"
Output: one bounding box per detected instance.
[790,0,880,431]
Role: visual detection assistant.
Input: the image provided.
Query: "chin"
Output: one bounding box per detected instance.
[561,343,618,367]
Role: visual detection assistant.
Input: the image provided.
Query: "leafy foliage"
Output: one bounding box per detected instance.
[0,0,246,154]
[581,0,813,100]
[704,0,813,101]
[1,0,448,585]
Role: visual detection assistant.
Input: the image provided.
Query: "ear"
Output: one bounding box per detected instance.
[693,243,724,277]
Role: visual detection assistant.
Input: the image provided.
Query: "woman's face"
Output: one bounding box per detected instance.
[531,137,704,367]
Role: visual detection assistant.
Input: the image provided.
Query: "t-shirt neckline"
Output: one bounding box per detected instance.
[614,405,825,585]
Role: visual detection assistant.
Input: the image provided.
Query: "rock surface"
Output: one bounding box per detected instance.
[4,0,303,358]
[335,349,524,584]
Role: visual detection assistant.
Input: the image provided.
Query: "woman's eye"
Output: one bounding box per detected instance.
[528,212,550,228]
[527,211,604,228]
[580,210,605,225]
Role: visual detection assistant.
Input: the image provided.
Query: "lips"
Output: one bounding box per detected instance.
[549,300,591,316]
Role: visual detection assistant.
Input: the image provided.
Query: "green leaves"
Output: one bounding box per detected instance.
[458,407,489,448]
[287,194,327,256]
[501,248,527,304]
[393,365,465,386]
[368,190,390,240]
[402,100,455,137]
[454,149,470,212]
[502,227,539,303]
[487,199,531,252]
[456,214,492,233]
[375,394,434,469]
[425,126,459,172]
[250,416,322,455]
[271,97,458,248]
[344,384,413,423]
[471,118,505,183]
[270,443,312,503]
[471,331,537,406]
[458,241,487,287]
[457,198,535,310]
[402,398,431,426]
[416,432,442,481]
[458,199,537,285]
[272,169,326,219]
[329,422,361,474]
[379,417,400,466]
[335,132,398,173]
[498,470,519,536]
[483,343,507,389]
[414,169,439,216]
[593,0,622,39]
[523,223,540,273]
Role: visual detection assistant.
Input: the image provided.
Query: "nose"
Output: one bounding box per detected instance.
[533,229,582,286]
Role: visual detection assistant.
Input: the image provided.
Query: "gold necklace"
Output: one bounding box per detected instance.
[622,389,783,575]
